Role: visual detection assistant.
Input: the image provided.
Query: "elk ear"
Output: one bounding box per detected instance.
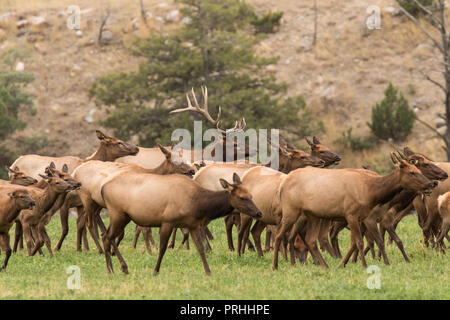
[219,178,234,191]
[7,191,17,199]
[232,173,242,185]
[49,162,56,169]
[157,143,171,159]
[312,136,321,145]
[6,166,15,173]
[403,147,415,156]
[96,130,108,141]
[39,174,50,180]
[305,137,314,147]
[13,166,20,172]
[62,164,69,173]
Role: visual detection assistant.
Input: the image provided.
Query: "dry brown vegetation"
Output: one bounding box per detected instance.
[0,0,447,169]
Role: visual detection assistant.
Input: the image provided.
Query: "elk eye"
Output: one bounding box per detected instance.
[300,156,306,159]
[409,172,415,175]
[319,151,325,154]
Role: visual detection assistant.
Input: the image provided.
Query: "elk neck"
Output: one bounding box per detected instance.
[148,161,172,175]
[194,189,234,221]
[84,143,114,162]
[365,169,403,207]
[38,182,61,214]
[4,200,23,223]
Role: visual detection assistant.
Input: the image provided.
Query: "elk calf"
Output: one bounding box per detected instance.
[0,187,35,270]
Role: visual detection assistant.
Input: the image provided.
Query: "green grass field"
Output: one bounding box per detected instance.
[0,214,448,299]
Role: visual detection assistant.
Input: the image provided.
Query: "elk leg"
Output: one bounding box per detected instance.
[386,227,410,262]
[168,228,177,249]
[435,221,449,252]
[39,224,53,257]
[304,216,329,269]
[250,220,267,258]
[237,216,252,256]
[141,227,153,254]
[153,224,173,276]
[76,213,84,252]
[272,214,298,270]
[287,219,302,266]
[0,233,11,270]
[318,219,337,258]
[103,212,130,275]
[362,220,389,265]
[189,226,211,276]
[116,230,125,248]
[55,200,71,251]
[264,227,272,252]
[329,220,346,259]
[225,214,236,251]
[86,209,105,254]
[30,225,45,257]
[345,216,367,268]
[205,225,214,240]
[132,225,141,249]
[178,228,189,250]
[82,223,90,251]
[13,220,23,253]
[200,227,212,252]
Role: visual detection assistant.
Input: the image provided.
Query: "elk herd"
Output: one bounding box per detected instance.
[0,87,449,276]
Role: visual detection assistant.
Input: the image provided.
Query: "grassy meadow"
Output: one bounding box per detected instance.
[0,214,448,300]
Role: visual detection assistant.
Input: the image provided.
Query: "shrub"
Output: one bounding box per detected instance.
[398,0,434,17]
[367,82,416,142]
[335,127,375,151]
[250,11,283,33]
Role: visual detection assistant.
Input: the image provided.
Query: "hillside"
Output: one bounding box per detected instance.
[0,0,445,168]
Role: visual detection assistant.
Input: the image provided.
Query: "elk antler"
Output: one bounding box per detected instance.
[170,87,245,135]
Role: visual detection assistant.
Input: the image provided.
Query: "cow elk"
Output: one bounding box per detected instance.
[100,172,262,275]
[276,153,435,270]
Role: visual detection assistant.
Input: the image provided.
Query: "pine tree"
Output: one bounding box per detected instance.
[368,82,416,142]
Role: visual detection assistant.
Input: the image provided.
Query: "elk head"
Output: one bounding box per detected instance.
[96,130,140,159]
[6,166,38,186]
[8,189,36,210]
[269,137,325,171]
[170,87,253,161]
[157,144,196,177]
[219,173,262,219]
[45,163,82,190]
[401,147,448,182]
[306,136,341,167]
[391,152,435,195]
[38,173,74,194]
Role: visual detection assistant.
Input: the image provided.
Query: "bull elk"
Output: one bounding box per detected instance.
[116,87,249,168]
[0,187,35,270]
[100,172,262,275]
[276,153,435,270]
